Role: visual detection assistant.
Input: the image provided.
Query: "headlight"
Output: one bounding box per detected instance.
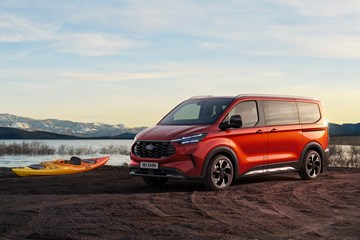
[171,133,207,144]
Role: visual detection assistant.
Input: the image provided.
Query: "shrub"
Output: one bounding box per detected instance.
[0,141,130,156]
[329,145,360,167]
[99,145,130,155]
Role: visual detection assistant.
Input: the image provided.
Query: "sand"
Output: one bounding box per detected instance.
[0,166,359,239]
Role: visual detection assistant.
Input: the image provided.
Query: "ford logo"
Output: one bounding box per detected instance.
[145,144,155,151]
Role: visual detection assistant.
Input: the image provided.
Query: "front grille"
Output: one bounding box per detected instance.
[132,141,176,158]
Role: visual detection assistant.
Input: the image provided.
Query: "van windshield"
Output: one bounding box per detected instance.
[158,98,233,125]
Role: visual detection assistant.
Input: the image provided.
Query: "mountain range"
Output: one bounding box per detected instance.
[0,114,146,138]
[327,122,360,136]
[0,114,359,139]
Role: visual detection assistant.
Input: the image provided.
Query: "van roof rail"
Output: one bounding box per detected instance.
[235,94,315,100]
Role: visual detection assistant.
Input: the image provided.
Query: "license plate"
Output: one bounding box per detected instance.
[140,162,158,169]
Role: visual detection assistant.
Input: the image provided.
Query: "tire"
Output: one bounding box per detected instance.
[204,155,234,191]
[299,150,322,180]
[142,177,168,186]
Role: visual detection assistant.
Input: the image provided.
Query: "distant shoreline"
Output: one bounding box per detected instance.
[0,126,136,140]
[329,135,360,146]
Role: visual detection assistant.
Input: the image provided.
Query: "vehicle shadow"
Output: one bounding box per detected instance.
[0,167,302,195]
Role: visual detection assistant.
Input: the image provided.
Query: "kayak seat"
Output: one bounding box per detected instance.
[69,156,82,165]
[82,159,97,164]
[29,164,45,169]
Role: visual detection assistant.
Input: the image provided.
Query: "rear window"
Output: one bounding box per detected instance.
[263,101,299,126]
[297,102,321,124]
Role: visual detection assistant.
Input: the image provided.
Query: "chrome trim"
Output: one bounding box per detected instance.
[244,166,295,176]
[244,169,265,176]
[267,166,295,173]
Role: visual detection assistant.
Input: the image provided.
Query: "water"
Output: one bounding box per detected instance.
[0,140,134,168]
[1,141,358,168]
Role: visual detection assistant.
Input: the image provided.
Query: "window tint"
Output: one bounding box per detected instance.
[173,103,200,120]
[263,101,299,125]
[297,102,321,124]
[159,98,233,125]
[224,101,259,127]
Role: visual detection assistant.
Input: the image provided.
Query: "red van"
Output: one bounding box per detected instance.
[129,95,329,190]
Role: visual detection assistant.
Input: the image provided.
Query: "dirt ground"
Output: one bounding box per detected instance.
[0,166,359,240]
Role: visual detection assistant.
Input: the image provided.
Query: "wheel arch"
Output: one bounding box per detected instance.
[201,146,239,180]
[299,142,325,173]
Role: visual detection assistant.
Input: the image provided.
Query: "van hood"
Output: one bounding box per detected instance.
[136,125,210,141]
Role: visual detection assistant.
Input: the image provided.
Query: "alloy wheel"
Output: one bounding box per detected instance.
[211,158,233,188]
[305,152,321,178]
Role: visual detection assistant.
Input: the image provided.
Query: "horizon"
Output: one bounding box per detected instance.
[0,1,359,127]
[0,112,358,128]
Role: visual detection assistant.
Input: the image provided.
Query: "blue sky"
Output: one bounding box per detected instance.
[0,0,359,127]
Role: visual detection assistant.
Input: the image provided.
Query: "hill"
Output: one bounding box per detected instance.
[328,123,360,136]
[0,114,146,138]
[0,127,80,139]
[0,127,137,140]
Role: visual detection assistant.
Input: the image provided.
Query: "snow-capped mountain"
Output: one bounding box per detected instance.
[0,114,146,138]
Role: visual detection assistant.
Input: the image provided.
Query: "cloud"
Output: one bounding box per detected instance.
[58,71,168,82]
[0,13,55,42]
[275,0,360,17]
[55,33,139,57]
[109,0,360,59]
[1,0,360,59]
[0,12,139,56]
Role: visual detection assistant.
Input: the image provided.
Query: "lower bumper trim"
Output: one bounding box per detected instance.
[129,167,186,179]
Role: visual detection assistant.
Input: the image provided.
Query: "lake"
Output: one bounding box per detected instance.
[0,139,134,168]
[0,140,359,168]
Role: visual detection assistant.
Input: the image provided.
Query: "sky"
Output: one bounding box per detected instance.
[0,0,359,127]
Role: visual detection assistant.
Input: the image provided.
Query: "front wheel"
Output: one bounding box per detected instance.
[299,150,322,180]
[142,177,168,186]
[204,155,234,191]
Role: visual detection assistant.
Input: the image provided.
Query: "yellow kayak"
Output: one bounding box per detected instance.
[12,156,110,177]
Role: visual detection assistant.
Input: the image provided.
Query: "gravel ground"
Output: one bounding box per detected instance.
[0,166,359,240]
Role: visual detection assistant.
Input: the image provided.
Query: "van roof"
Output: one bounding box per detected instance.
[190,94,316,101]
[235,94,315,100]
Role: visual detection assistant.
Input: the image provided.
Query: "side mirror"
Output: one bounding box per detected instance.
[219,115,242,130]
[230,115,242,128]
[219,121,230,130]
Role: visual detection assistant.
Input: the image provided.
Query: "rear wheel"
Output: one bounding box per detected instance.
[204,155,234,191]
[299,150,322,180]
[142,177,168,186]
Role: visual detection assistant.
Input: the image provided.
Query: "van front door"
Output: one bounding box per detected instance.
[222,101,267,175]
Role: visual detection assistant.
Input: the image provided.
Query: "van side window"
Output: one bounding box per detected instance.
[297,102,321,124]
[263,101,299,125]
[225,101,259,127]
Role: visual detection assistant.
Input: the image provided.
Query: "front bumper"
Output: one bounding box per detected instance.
[129,166,187,179]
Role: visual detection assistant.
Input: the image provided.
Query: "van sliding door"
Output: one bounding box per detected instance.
[262,100,302,172]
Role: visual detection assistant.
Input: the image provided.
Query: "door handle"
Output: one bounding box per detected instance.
[256,130,264,134]
[270,128,277,132]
